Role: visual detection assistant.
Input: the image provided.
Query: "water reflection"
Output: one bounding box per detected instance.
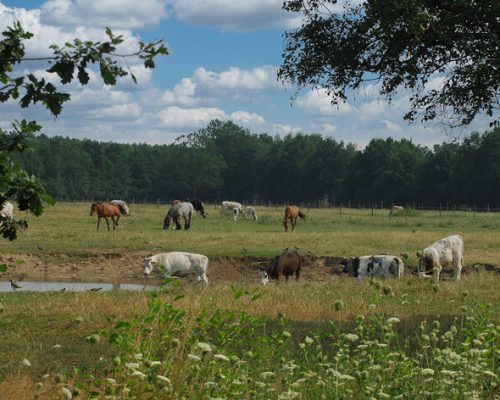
[0,281,157,292]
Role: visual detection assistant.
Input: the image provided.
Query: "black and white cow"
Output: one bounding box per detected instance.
[341,255,404,282]
[418,234,464,280]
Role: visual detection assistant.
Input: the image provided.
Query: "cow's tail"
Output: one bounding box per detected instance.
[298,211,306,220]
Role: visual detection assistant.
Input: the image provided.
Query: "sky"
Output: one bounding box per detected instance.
[0,0,495,148]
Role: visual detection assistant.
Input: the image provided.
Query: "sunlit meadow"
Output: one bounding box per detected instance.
[0,202,498,399]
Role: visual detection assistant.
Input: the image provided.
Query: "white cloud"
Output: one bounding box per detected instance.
[161,66,279,106]
[91,103,142,118]
[379,119,403,133]
[230,110,265,126]
[271,123,303,136]
[295,88,355,116]
[169,0,300,31]
[40,0,168,29]
[159,106,227,128]
[359,100,386,117]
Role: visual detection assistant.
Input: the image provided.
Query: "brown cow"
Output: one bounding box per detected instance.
[260,250,302,284]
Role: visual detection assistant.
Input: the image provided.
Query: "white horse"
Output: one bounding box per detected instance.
[110,200,129,215]
[142,252,209,285]
[221,201,243,221]
[163,202,194,230]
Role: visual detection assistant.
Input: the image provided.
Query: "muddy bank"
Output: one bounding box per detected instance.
[0,251,496,285]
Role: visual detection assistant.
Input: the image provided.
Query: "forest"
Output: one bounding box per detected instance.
[17,120,500,209]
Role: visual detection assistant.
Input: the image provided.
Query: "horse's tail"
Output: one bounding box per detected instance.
[298,210,306,220]
[111,200,129,215]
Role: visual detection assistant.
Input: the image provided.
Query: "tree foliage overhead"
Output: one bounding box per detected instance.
[0,22,168,239]
[279,0,500,127]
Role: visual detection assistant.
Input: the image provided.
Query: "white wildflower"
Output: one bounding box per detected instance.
[345,333,359,342]
[422,368,435,376]
[157,375,171,385]
[214,354,230,362]
[22,358,31,367]
[386,317,400,324]
[60,387,72,400]
[282,331,292,338]
[125,362,140,370]
[260,371,275,380]
[305,336,314,344]
[105,378,117,385]
[255,381,267,388]
[197,342,212,353]
[133,353,143,360]
[53,344,62,349]
[204,381,217,389]
[188,354,201,362]
[149,361,162,367]
[291,378,306,387]
[368,304,376,309]
[278,389,301,399]
[130,371,147,379]
[483,370,497,379]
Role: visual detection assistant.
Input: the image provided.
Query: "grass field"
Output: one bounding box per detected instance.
[0,202,498,399]
[1,201,500,264]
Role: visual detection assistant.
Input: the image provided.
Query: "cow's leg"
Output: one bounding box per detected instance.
[454,253,463,280]
[295,270,300,281]
[433,263,442,281]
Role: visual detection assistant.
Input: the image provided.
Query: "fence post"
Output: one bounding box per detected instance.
[439,203,442,217]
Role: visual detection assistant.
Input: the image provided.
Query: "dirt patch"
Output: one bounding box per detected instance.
[0,252,496,285]
[0,251,347,285]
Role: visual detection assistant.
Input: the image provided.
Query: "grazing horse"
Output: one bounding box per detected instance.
[187,199,207,218]
[283,205,306,232]
[90,202,121,231]
[164,202,194,230]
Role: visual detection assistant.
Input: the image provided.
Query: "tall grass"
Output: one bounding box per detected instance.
[0,274,498,399]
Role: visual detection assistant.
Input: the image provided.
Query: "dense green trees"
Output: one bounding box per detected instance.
[16,121,500,208]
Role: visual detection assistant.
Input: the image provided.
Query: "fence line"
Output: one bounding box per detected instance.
[57,197,500,213]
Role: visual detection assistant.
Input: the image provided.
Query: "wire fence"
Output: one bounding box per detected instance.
[64,196,500,214]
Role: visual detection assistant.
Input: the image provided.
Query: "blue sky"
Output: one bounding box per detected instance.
[0,0,494,147]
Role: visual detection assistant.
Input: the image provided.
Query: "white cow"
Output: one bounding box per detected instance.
[341,255,404,282]
[220,201,243,221]
[245,206,258,221]
[389,205,404,215]
[0,201,14,222]
[419,234,464,280]
[142,252,209,285]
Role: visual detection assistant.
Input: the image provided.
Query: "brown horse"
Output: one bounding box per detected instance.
[283,205,306,232]
[90,202,121,231]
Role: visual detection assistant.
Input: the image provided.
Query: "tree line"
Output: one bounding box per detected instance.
[16,120,500,209]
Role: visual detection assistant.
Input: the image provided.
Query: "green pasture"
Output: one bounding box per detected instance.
[1,202,500,266]
[0,202,499,398]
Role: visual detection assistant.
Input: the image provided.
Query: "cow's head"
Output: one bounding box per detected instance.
[259,265,269,285]
[142,257,157,275]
